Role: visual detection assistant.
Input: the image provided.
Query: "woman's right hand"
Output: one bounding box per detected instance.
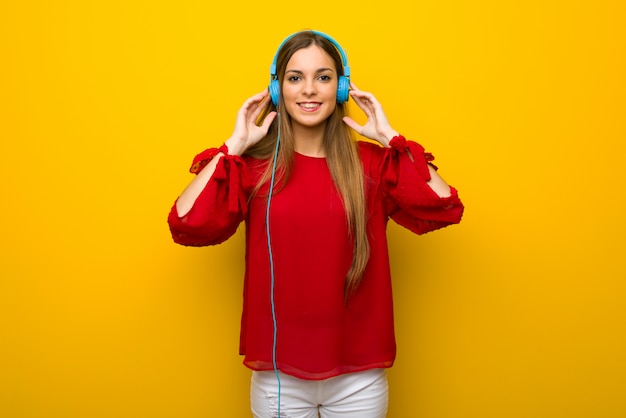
[225,90,277,156]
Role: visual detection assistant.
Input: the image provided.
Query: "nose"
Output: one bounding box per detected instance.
[302,78,317,96]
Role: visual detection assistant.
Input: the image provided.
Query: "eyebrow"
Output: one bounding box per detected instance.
[285,68,334,74]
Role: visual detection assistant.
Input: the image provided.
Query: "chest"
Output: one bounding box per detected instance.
[250,154,347,234]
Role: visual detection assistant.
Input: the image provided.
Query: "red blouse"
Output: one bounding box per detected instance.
[168,136,464,380]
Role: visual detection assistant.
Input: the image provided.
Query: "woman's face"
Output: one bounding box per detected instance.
[282,44,338,132]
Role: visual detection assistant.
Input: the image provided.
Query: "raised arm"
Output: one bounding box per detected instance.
[168,90,277,246]
[343,84,452,198]
[175,90,276,217]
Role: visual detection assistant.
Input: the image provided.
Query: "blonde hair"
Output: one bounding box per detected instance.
[246,31,369,295]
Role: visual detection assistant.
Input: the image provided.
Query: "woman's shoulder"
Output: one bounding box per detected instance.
[357,140,386,162]
[240,154,270,181]
[356,140,388,178]
[241,154,267,166]
[357,139,385,152]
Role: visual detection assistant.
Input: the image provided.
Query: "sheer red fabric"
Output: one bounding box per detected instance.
[168,137,464,380]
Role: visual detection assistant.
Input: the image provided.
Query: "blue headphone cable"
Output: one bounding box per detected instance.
[265,120,281,415]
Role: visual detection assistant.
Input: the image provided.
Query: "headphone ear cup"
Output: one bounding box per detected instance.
[269,79,280,106]
[337,75,350,104]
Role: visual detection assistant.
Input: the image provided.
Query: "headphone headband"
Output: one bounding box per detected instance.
[268,30,351,105]
[270,30,350,78]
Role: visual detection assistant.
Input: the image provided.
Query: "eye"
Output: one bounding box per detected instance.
[287,75,302,82]
[318,74,332,82]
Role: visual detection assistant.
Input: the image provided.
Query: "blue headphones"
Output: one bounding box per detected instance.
[269,30,351,106]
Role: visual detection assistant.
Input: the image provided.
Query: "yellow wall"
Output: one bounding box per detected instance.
[2,1,625,417]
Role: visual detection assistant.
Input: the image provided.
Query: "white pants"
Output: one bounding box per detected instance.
[250,368,388,418]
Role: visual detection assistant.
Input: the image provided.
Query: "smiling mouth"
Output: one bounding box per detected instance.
[298,102,321,111]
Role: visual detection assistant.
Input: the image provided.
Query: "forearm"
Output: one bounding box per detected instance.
[388,135,452,199]
[174,135,251,217]
[426,164,452,198]
[172,90,274,225]
[175,152,225,217]
[404,147,452,197]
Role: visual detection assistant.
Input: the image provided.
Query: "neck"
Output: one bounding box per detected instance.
[292,124,326,157]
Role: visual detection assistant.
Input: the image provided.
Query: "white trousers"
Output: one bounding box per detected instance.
[250,368,388,418]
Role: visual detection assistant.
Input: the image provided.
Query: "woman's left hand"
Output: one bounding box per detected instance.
[342,83,399,147]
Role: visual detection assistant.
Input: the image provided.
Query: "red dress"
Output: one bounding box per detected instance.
[168,136,464,380]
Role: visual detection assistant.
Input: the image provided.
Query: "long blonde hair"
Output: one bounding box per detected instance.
[246,31,369,295]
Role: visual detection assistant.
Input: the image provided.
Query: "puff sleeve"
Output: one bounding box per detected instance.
[167,146,254,246]
[362,136,464,235]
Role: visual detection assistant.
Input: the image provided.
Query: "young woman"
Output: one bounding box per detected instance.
[168,30,464,418]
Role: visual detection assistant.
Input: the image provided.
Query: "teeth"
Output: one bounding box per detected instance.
[300,103,319,109]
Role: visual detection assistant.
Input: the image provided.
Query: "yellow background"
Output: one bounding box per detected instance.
[1,0,625,417]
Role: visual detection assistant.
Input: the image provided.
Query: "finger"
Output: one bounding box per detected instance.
[348,89,368,105]
[349,92,374,116]
[259,111,277,131]
[249,94,271,121]
[253,89,270,100]
[354,92,386,119]
[342,116,363,134]
[243,90,270,110]
[348,84,372,97]
[349,88,378,104]
[239,92,269,124]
